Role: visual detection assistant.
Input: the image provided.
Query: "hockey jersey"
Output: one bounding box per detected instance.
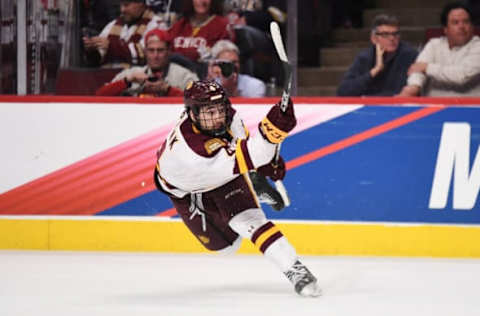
[156,110,276,198]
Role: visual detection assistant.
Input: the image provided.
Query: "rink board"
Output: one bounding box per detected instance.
[0,96,480,257]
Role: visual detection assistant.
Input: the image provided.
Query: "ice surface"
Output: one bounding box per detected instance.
[1,251,479,316]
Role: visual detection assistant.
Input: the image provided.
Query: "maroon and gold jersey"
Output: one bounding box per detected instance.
[156,110,276,198]
[169,15,235,62]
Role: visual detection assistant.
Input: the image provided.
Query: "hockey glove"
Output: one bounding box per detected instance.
[259,98,296,144]
[249,171,285,211]
[257,156,286,181]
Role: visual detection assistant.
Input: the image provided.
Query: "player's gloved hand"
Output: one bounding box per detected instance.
[257,156,286,181]
[259,98,296,144]
[267,98,296,132]
[249,171,285,211]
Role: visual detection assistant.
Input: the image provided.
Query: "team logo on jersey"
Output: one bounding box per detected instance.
[205,138,226,154]
[198,235,210,244]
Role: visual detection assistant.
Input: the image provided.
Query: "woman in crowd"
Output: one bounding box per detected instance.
[168,0,235,77]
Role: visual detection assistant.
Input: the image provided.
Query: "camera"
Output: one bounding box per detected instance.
[214,60,237,78]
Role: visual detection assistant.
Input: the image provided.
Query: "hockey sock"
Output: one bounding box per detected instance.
[251,222,297,272]
[229,209,298,272]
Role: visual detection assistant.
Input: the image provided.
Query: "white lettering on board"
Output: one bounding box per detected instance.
[429,123,480,210]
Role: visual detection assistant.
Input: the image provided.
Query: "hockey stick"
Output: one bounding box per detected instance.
[270,21,292,207]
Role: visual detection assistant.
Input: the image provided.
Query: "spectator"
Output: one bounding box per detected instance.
[168,0,235,65]
[96,29,198,97]
[398,2,480,96]
[207,40,266,97]
[337,14,418,96]
[82,0,167,68]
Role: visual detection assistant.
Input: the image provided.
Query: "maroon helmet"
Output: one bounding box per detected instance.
[184,80,233,136]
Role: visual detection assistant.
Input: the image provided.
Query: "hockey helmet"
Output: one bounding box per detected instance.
[184,80,233,136]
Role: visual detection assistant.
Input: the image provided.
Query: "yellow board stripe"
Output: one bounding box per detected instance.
[235,139,248,174]
[0,219,50,250]
[254,226,280,248]
[2,218,480,258]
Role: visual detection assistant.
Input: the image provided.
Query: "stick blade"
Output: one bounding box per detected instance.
[274,180,291,207]
[270,21,288,63]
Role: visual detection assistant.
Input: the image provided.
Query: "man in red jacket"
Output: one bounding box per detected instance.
[96,29,198,97]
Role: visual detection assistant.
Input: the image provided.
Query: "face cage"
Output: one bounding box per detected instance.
[191,100,231,137]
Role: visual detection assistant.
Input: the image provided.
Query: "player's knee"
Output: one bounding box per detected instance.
[228,208,268,239]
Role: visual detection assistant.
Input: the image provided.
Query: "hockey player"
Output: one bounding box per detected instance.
[153,80,321,297]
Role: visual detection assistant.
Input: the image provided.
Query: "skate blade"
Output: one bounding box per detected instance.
[299,282,322,297]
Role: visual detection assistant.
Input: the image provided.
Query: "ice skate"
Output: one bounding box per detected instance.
[284,260,322,297]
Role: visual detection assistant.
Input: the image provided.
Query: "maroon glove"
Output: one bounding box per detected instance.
[259,98,296,144]
[257,156,286,181]
[266,98,296,133]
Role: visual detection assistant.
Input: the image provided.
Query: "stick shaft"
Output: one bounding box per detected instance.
[270,22,292,207]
